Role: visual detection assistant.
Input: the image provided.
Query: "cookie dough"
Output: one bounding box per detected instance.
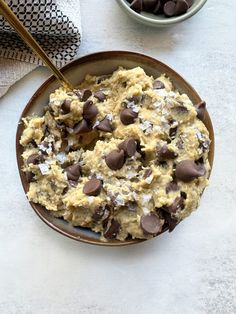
[20,67,210,241]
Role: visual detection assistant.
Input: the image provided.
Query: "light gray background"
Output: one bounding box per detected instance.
[0,1,235,313]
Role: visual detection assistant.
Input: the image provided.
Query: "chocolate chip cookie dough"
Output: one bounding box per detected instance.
[20,67,210,241]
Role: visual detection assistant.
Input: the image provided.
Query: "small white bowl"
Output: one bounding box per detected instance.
[117,0,208,27]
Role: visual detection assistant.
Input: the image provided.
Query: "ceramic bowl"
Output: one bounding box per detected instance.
[16,51,214,246]
[116,0,208,27]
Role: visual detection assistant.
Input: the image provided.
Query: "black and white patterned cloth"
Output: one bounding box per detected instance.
[0,0,81,67]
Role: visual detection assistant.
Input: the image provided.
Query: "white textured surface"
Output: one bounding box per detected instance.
[0,1,236,313]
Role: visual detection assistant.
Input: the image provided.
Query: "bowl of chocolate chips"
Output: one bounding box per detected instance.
[16,51,214,246]
[117,0,207,27]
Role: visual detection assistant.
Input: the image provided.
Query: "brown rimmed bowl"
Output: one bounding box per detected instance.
[16,51,214,246]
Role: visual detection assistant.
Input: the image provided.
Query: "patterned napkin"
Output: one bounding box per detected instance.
[0,0,81,97]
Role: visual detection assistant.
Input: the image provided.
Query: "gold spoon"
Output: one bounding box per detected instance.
[0,0,73,90]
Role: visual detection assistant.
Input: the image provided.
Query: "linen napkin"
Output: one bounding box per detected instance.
[0,0,81,97]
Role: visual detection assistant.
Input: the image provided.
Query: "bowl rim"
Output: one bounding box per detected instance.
[16,50,214,246]
[117,0,208,25]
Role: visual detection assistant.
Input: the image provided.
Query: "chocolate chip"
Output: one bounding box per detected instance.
[176,138,184,150]
[25,171,35,183]
[156,160,168,168]
[66,126,75,135]
[94,91,106,102]
[165,196,185,214]
[175,160,206,182]
[157,144,178,161]
[196,101,206,121]
[83,178,102,196]
[129,0,191,17]
[153,0,161,14]
[181,191,187,199]
[39,141,54,155]
[162,211,178,232]
[143,168,152,179]
[143,0,157,11]
[96,118,113,133]
[105,150,125,170]
[140,214,162,235]
[128,95,141,104]
[65,163,81,181]
[196,157,204,164]
[136,140,146,160]
[130,0,143,13]
[81,89,92,102]
[166,182,179,193]
[163,1,176,17]
[120,108,138,125]
[153,80,165,89]
[199,140,210,152]
[27,153,43,165]
[92,205,110,222]
[66,92,75,96]
[56,123,66,130]
[169,126,177,139]
[92,206,104,221]
[72,90,82,99]
[97,75,111,84]
[185,0,193,8]
[118,138,137,157]
[29,139,38,148]
[73,119,90,134]
[62,186,69,195]
[83,100,98,121]
[161,0,170,4]
[126,201,137,212]
[61,99,71,114]
[69,180,78,187]
[104,219,120,239]
[38,141,48,154]
[174,0,188,15]
[173,105,188,114]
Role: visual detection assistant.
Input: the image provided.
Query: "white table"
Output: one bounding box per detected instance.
[0,1,235,313]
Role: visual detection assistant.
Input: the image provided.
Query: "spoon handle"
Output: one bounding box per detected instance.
[0,0,73,90]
